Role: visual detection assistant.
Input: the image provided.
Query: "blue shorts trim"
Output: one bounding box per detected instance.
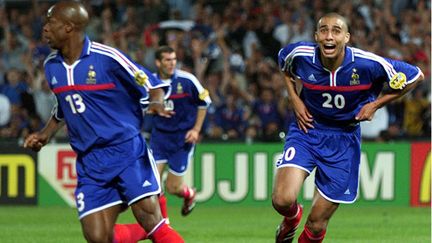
[128,189,161,206]
[276,163,311,174]
[316,187,357,204]
[79,200,123,220]
[155,159,168,164]
[168,167,187,176]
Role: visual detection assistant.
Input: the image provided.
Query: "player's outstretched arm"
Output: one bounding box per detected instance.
[355,72,424,122]
[23,116,63,152]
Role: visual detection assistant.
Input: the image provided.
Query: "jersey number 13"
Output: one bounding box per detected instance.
[65,94,86,114]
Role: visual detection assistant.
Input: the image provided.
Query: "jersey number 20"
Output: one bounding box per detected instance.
[65,94,86,114]
[322,93,345,109]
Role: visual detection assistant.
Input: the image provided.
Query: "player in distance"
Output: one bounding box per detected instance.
[149,46,211,221]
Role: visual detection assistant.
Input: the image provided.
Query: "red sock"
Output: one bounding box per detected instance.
[159,194,168,219]
[149,220,184,243]
[298,226,326,243]
[284,201,299,218]
[113,224,147,243]
[181,186,192,199]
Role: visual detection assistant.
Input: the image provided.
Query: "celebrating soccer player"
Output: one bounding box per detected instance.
[273,12,424,243]
[23,1,183,242]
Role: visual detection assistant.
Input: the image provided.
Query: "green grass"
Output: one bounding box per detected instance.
[0,205,429,242]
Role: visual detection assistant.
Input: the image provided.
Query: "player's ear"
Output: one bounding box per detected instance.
[314,31,318,42]
[65,22,74,33]
[155,59,161,68]
[345,32,350,44]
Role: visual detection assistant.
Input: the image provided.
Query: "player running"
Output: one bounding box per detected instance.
[150,45,211,220]
[23,2,183,242]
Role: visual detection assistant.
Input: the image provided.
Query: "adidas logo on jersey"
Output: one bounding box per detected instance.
[142,180,152,187]
[308,74,316,81]
[344,189,350,195]
[51,76,58,85]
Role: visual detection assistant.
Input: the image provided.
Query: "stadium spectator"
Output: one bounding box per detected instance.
[22,2,183,243]
[403,86,430,137]
[250,87,283,141]
[210,93,249,140]
[1,68,26,105]
[32,73,56,123]
[273,13,424,243]
[0,103,26,138]
[0,93,10,127]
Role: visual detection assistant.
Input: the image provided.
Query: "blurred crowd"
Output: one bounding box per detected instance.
[0,0,430,144]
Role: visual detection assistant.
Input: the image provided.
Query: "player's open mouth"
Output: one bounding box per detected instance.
[322,44,336,55]
[323,44,336,50]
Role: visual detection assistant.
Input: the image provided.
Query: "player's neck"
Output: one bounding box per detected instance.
[320,51,345,71]
[159,72,171,80]
[61,34,85,65]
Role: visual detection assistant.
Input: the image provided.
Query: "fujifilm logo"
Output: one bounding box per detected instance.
[185,151,395,203]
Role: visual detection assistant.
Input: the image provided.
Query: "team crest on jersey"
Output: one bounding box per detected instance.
[199,89,209,101]
[134,70,148,86]
[389,72,407,90]
[176,82,183,94]
[350,68,360,85]
[86,65,97,84]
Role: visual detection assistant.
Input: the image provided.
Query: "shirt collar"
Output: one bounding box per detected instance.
[81,35,92,58]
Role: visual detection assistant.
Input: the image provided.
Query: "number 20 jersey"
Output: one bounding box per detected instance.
[44,36,168,154]
[278,42,422,125]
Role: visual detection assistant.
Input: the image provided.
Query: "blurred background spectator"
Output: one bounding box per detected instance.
[0,0,429,144]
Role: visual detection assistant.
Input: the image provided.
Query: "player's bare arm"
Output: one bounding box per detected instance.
[283,73,314,133]
[148,88,175,118]
[23,116,63,152]
[185,108,207,143]
[355,73,424,121]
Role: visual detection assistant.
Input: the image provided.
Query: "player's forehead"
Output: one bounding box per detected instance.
[317,16,347,31]
[161,51,176,59]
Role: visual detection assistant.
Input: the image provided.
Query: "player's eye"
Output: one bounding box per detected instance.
[319,28,328,34]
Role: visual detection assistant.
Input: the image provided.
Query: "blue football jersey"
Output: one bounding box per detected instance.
[278,42,422,125]
[151,69,212,132]
[44,36,169,154]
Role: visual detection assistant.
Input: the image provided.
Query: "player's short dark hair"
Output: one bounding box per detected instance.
[317,12,350,32]
[155,46,175,60]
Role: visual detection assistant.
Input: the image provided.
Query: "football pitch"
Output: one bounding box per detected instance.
[0,205,429,243]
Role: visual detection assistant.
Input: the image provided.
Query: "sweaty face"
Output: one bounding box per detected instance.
[157,52,177,79]
[315,16,350,60]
